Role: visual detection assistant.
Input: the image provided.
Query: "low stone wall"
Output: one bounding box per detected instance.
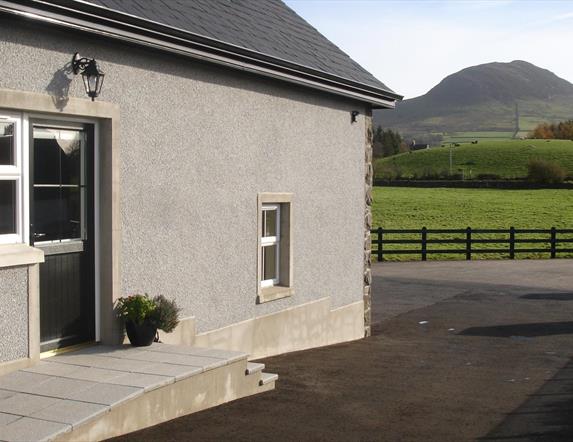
[158,297,364,360]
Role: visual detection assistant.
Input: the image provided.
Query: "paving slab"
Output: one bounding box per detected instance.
[64,383,142,407]
[22,361,81,377]
[0,416,70,442]
[0,372,51,393]
[0,391,14,402]
[0,413,19,426]
[52,366,126,383]
[51,354,141,372]
[104,372,174,392]
[131,362,202,380]
[116,351,227,370]
[148,345,246,363]
[0,393,62,416]
[19,376,95,399]
[30,400,109,428]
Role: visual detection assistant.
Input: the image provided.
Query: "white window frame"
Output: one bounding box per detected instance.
[260,204,281,288]
[0,111,24,245]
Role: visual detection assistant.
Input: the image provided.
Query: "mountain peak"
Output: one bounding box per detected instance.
[425,60,573,105]
[376,61,573,135]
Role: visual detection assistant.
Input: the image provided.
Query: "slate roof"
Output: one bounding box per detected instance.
[80,0,395,94]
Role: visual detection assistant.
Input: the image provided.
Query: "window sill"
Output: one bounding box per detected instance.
[257,285,294,304]
[0,244,45,269]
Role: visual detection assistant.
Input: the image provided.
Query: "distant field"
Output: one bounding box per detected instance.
[376,139,573,179]
[442,131,514,143]
[372,186,573,261]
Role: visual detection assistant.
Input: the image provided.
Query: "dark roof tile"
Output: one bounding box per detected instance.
[82,0,393,93]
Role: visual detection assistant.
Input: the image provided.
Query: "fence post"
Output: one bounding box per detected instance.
[466,227,472,260]
[421,227,427,261]
[509,226,515,259]
[377,227,383,262]
[550,227,557,259]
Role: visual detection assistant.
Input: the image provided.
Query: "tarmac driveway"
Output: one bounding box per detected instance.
[113,259,573,442]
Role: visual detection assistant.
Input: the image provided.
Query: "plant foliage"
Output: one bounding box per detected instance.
[116,294,156,326]
[149,295,181,333]
[527,158,566,183]
[116,294,181,332]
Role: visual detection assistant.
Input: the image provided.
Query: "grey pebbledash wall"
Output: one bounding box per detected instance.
[0,267,29,363]
[0,17,366,334]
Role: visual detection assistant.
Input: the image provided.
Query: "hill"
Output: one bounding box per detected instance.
[375,61,573,138]
[374,139,573,180]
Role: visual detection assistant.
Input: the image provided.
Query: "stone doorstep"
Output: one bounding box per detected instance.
[0,343,268,442]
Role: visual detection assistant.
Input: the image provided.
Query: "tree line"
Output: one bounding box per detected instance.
[373,126,404,157]
[530,120,573,140]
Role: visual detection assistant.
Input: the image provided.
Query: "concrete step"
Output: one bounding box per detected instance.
[259,372,278,386]
[245,362,265,376]
[0,343,271,441]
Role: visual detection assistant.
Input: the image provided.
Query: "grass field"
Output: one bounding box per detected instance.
[442,131,514,143]
[376,139,573,180]
[372,186,573,261]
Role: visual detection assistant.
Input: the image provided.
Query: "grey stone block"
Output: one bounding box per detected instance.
[131,363,202,380]
[149,345,246,362]
[64,383,142,407]
[0,390,15,401]
[52,354,140,372]
[22,361,81,377]
[0,416,70,442]
[0,393,62,416]
[105,373,174,392]
[118,351,226,369]
[0,371,51,392]
[56,367,125,383]
[31,400,109,428]
[21,377,95,399]
[0,412,20,426]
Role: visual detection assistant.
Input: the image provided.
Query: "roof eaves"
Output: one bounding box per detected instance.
[0,0,403,106]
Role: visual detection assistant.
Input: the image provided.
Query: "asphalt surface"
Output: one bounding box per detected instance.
[111,259,573,442]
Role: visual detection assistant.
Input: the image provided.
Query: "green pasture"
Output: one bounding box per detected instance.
[376,139,573,179]
[371,186,573,261]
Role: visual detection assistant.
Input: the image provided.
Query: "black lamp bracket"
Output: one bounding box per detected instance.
[72,52,93,75]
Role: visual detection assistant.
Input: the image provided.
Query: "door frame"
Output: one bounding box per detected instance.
[0,88,120,356]
[25,113,102,343]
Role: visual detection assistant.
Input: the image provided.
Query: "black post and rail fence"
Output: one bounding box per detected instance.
[371,227,573,262]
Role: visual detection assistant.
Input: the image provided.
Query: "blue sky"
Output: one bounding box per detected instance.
[284,0,573,98]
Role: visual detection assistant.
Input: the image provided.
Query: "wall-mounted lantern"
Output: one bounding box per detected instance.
[351,110,359,123]
[72,52,105,101]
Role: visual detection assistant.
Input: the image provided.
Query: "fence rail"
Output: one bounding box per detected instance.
[371,227,573,261]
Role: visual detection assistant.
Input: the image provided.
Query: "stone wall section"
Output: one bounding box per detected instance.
[0,266,29,362]
[364,109,374,337]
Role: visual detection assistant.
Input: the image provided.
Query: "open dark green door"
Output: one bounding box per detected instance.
[30,122,95,352]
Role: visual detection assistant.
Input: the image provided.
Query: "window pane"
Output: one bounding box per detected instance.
[59,130,84,185]
[264,208,277,237]
[0,122,14,166]
[262,244,278,281]
[0,180,16,234]
[61,187,82,239]
[33,187,60,241]
[34,137,60,185]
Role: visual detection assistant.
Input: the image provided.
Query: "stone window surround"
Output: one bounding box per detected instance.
[0,88,121,363]
[257,192,293,304]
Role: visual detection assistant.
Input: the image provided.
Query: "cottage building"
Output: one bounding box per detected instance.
[0,0,400,428]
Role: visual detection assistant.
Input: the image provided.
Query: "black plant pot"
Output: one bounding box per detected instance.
[125,320,157,347]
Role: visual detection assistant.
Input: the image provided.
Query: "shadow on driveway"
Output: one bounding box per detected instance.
[459,321,573,338]
[479,358,573,441]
